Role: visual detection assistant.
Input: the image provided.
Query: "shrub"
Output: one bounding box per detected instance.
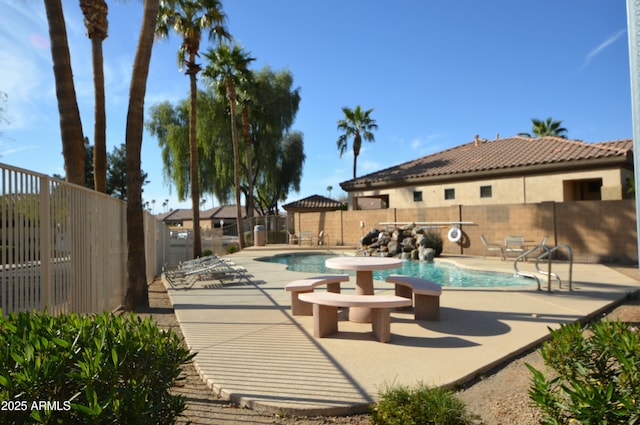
[527,320,640,424]
[421,231,443,257]
[201,249,213,257]
[0,311,194,424]
[226,244,238,254]
[371,382,472,425]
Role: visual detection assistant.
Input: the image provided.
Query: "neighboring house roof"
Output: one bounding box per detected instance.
[283,195,345,211]
[156,209,193,222]
[340,136,633,191]
[202,206,249,220]
[157,206,249,222]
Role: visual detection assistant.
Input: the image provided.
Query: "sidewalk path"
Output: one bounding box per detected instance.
[165,248,640,415]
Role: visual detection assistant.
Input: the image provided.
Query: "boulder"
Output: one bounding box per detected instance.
[419,247,436,262]
[401,237,415,252]
[387,240,400,256]
[361,229,380,246]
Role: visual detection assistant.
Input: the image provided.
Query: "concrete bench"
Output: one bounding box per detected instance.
[385,274,442,320]
[285,275,350,316]
[298,292,412,343]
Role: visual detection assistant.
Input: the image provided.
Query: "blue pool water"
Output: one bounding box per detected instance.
[256,253,532,288]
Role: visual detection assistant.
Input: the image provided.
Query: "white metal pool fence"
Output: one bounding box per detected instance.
[0,163,169,316]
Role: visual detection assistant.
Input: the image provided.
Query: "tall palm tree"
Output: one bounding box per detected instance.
[519,117,568,138]
[44,0,85,185]
[239,88,256,221]
[124,0,160,311]
[156,0,229,258]
[337,105,378,179]
[80,0,108,193]
[203,43,254,249]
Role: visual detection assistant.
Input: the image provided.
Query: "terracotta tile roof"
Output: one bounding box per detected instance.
[340,136,633,190]
[202,205,249,219]
[594,139,634,151]
[157,209,193,221]
[283,195,345,211]
[158,206,249,222]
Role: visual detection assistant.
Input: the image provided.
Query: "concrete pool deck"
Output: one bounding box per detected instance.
[163,246,640,415]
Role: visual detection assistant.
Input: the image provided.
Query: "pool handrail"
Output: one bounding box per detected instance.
[513,243,573,292]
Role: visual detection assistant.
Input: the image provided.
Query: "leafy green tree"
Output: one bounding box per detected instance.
[245,68,301,214]
[337,105,378,178]
[107,143,149,201]
[156,0,230,258]
[202,43,254,249]
[55,140,148,201]
[80,0,108,193]
[255,131,305,215]
[82,138,95,190]
[518,117,568,138]
[147,67,303,218]
[147,100,191,199]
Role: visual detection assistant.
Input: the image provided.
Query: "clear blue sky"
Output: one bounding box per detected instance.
[0,1,632,213]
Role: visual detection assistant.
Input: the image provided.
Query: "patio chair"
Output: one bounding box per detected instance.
[480,235,504,259]
[503,235,526,260]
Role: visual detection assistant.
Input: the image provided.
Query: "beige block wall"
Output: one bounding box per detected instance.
[554,201,637,263]
[460,203,554,256]
[290,200,637,263]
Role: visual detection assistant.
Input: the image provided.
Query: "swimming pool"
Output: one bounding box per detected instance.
[256,252,533,288]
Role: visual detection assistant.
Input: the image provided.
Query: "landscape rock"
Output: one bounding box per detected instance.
[419,247,436,261]
[359,226,442,259]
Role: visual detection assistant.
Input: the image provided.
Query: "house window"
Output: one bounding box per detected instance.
[413,191,423,202]
[444,188,455,200]
[480,185,492,198]
[355,195,389,210]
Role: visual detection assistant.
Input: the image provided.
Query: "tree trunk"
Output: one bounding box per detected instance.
[227,81,245,249]
[92,38,107,193]
[124,0,159,311]
[44,0,85,185]
[241,106,254,220]
[188,57,202,258]
[353,154,358,179]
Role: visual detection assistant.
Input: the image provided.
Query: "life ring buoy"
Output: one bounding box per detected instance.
[447,226,462,243]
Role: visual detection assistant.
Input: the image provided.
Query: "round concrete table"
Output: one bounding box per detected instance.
[325,256,402,323]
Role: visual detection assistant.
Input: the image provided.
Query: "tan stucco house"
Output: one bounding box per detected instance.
[156,206,249,229]
[339,135,634,210]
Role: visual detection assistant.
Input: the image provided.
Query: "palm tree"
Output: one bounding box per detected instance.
[80,0,108,193]
[124,0,160,311]
[156,0,230,258]
[239,88,256,221]
[518,117,568,138]
[202,43,254,249]
[43,0,85,185]
[337,105,378,179]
